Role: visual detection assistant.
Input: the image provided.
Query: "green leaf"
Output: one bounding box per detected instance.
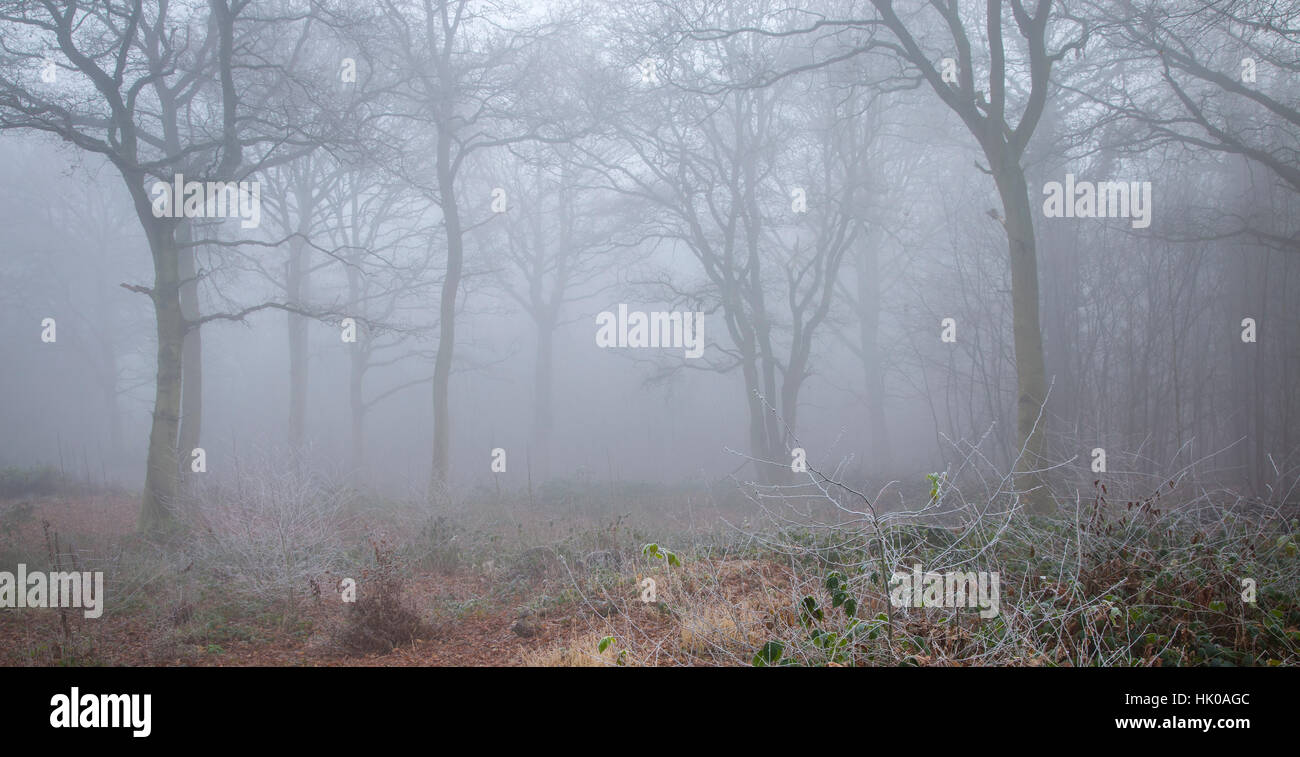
[597,635,615,653]
[753,641,784,667]
[799,595,824,626]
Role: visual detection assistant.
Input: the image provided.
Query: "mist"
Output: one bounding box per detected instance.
[0,0,1297,676]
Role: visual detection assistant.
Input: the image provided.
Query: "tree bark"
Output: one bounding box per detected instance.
[178,225,202,465]
[431,125,462,492]
[992,159,1049,508]
[139,212,185,535]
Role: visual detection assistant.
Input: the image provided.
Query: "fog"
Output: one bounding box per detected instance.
[1,0,1297,522]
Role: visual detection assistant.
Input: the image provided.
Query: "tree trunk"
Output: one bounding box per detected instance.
[286,232,309,452]
[739,341,774,485]
[140,221,185,534]
[992,158,1050,510]
[855,227,889,472]
[431,126,462,492]
[531,318,555,481]
[346,263,366,476]
[349,347,365,472]
[177,225,202,465]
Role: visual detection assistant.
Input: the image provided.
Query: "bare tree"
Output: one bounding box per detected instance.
[483,144,632,481]
[591,1,866,482]
[0,0,346,531]
[369,0,566,493]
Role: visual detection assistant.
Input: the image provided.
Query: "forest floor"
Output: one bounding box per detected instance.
[0,491,798,667]
[2,484,1298,667]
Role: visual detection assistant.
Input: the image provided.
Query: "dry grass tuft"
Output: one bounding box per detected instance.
[678,601,765,657]
[521,631,633,667]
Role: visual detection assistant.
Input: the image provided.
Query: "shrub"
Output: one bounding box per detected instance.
[333,539,426,655]
[178,454,353,623]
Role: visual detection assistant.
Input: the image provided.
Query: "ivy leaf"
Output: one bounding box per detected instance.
[753,641,784,667]
[800,595,824,626]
